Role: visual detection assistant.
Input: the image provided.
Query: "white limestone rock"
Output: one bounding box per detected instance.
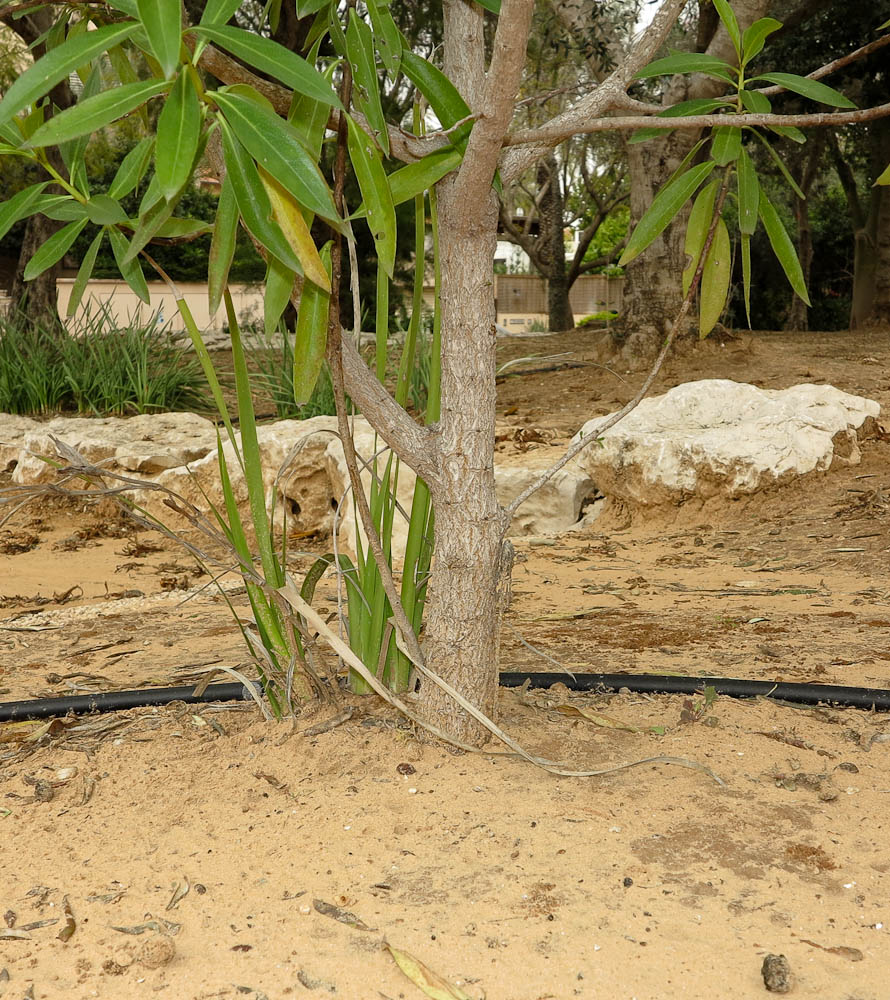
[12,412,219,484]
[0,414,39,471]
[572,380,880,506]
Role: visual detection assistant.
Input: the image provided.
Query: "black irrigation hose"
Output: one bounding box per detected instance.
[2,672,890,723]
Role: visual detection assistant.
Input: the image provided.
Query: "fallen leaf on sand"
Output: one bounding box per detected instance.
[385,942,474,1000]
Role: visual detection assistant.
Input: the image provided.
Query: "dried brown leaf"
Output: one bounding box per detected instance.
[385,942,474,1000]
[555,704,642,733]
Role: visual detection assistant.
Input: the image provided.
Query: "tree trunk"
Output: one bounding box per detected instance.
[537,154,575,331]
[417,176,509,745]
[864,120,890,326]
[616,131,699,356]
[784,132,824,332]
[9,211,65,328]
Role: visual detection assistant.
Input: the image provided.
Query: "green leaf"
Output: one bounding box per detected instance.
[156,70,202,200]
[474,0,501,11]
[107,42,140,89]
[768,124,806,144]
[634,52,737,85]
[346,10,389,157]
[287,44,336,161]
[137,0,182,79]
[193,26,341,109]
[297,0,331,17]
[33,196,89,221]
[219,119,302,273]
[753,131,805,199]
[347,115,396,278]
[0,22,139,128]
[875,163,890,186]
[108,225,151,302]
[123,196,176,263]
[208,175,238,316]
[66,229,104,318]
[25,80,168,147]
[293,242,332,404]
[628,126,674,144]
[682,179,718,295]
[661,97,735,117]
[699,215,731,337]
[264,255,296,336]
[741,17,782,65]
[736,146,759,235]
[213,91,341,226]
[84,194,128,225]
[751,72,855,109]
[23,217,88,280]
[759,191,810,305]
[712,0,741,56]
[387,145,463,206]
[740,232,752,327]
[366,0,402,77]
[0,182,48,242]
[740,89,771,113]
[200,0,243,25]
[710,126,741,165]
[619,160,716,266]
[108,136,155,199]
[154,218,213,238]
[401,50,473,149]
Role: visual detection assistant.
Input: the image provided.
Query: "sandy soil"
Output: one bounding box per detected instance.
[1,327,890,1000]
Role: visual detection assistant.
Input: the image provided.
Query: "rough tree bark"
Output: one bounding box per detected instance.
[614,0,772,357]
[536,153,575,330]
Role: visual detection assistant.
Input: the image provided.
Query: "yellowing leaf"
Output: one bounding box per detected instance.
[555,704,642,733]
[258,166,330,292]
[386,943,474,1000]
[875,163,890,186]
[699,215,731,338]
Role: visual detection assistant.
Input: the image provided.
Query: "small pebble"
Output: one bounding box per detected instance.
[138,934,176,969]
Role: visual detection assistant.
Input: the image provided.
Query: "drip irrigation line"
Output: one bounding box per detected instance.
[1,672,889,723]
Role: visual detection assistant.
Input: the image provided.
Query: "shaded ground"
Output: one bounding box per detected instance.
[1,326,889,999]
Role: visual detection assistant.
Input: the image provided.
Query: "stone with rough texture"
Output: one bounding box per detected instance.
[0,414,39,471]
[146,416,340,537]
[573,380,880,506]
[12,413,219,484]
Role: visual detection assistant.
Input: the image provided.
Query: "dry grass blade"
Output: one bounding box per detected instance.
[555,704,643,733]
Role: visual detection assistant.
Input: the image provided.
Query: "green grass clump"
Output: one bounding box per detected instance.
[0,306,207,416]
[577,310,619,327]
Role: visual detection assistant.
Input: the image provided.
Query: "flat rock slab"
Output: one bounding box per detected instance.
[573,380,880,506]
[11,412,219,483]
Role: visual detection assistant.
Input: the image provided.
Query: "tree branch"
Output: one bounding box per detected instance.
[504,102,890,148]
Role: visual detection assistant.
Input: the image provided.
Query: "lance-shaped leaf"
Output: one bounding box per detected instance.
[0,22,139,128]
[759,191,811,305]
[712,0,740,56]
[200,0,243,26]
[23,218,88,280]
[754,132,804,199]
[366,0,402,77]
[751,72,855,108]
[109,136,155,199]
[710,126,742,165]
[682,179,718,295]
[346,11,389,157]
[109,226,150,302]
[33,196,89,221]
[219,120,301,273]
[768,124,806,144]
[297,0,333,20]
[740,232,752,327]
[736,147,759,235]
[401,50,473,150]
[67,229,104,318]
[386,943,473,1000]
[740,89,771,113]
[264,255,297,336]
[293,242,332,405]
[208,176,238,316]
[699,215,731,338]
[628,98,734,144]
[387,145,463,206]
[84,194,128,226]
[619,161,716,266]
[634,52,736,85]
[259,165,330,292]
[154,218,213,238]
[25,80,168,147]
[123,195,176,263]
[213,91,341,226]
[741,17,782,65]
[875,163,890,186]
[0,182,48,242]
[474,0,501,11]
[347,115,396,278]
[156,71,202,201]
[137,0,182,79]
[193,26,341,109]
